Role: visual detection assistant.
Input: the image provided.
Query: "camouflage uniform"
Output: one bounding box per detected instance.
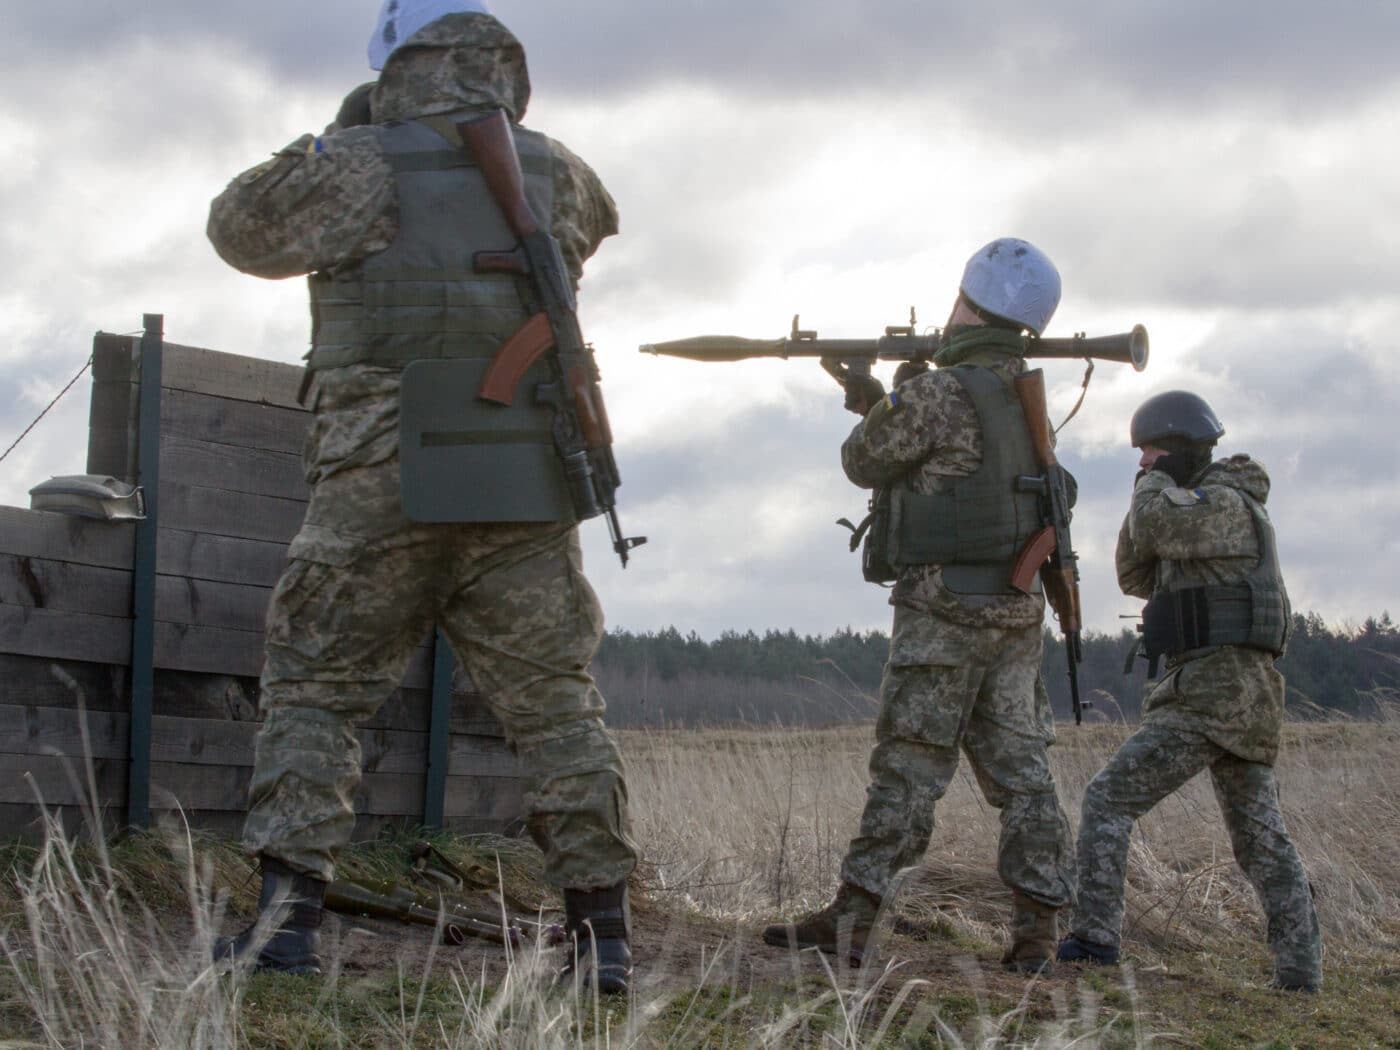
[206,14,637,891]
[1071,455,1321,986]
[836,329,1076,910]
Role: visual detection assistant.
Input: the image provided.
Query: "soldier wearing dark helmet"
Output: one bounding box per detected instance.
[1058,390,1322,992]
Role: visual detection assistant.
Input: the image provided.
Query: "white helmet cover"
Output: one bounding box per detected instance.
[959,237,1062,336]
[369,0,493,70]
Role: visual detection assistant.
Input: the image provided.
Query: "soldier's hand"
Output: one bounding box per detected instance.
[333,82,376,131]
[892,361,929,386]
[1152,452,1196,486]
[844,374,885,416]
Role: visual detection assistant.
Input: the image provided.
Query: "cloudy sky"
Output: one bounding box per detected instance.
[2,1,1397,641]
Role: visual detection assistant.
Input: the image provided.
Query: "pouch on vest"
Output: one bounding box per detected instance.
[398,358,576,523]
[848,489,896,584]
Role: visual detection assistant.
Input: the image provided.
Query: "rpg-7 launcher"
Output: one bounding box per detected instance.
[641,312,1149,384]
[325,876,565,948]
[457,109,645,567]
[642,312,1151,726]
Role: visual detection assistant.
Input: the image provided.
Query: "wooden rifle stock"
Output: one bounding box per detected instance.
[1013,368,1086,722]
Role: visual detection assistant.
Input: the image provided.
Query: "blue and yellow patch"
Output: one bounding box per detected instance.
[1164,486,1208,506]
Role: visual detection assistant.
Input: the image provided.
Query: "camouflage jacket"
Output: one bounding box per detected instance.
[1117,453,1288,761]
[841,327,1045,629]
[206,13,618,289]
[1116,453,1271,599]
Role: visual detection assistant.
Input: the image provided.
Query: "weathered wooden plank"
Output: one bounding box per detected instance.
[0,604,132,666]
[161,388,308,456]
[0,506,135,571]
[0,656,130,711]
[0,802,117,842]
[160,436,309,503]
[90,332,137,383]
[157,481,307,546]
[0,651,503,739]
[86,381,140,481]
[158,343,305,410]
[0,706,516,780]
[0,802,468,844]
[0,554,274,634]
[442,775,524,821]
[155,528,289,589]
[0,603,438,687]
[0,753,124,808]
[0,554,131,619]
[0,704,127,758]
[91,334,306,410]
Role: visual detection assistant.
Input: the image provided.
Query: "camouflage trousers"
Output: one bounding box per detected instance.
[242,433,637,891]
[840,607,1076,909]
[1071,723,1321,984]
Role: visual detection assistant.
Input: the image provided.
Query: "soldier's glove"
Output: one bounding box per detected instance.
[334,82,376,130]
[892,361,929,386]
[1151,452,1196,487]
[844,374,886,415]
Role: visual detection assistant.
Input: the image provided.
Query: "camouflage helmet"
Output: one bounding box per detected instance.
[1130,390,1225,448]
[959,237,1061,336]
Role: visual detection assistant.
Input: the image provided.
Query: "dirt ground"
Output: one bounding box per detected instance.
[311,890,1192,1019]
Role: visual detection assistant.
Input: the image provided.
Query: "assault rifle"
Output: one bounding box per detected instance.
[1010,370,1087,724]
[457,110,645,567]
[640,311,1149,383]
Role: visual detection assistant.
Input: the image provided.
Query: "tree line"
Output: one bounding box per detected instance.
[591,612,1400,727]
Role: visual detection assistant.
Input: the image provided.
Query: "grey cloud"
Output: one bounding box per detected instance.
[507,1,1400,123]
[1017,162,1400,312]
[8,3,378,85]
[15,3,1399,128]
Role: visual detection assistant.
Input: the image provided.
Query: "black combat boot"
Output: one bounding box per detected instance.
[214,856,326,975]
[1056,932,1121,966]
[561,882,633,994]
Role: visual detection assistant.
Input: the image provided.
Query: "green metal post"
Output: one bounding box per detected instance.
[127,313,163,829]
[423,629,454,829]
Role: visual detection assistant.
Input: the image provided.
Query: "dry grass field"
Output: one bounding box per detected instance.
[1,707,1397,1048]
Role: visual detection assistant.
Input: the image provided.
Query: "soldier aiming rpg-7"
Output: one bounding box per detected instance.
[206,0,639,993]
[759,238,1084,973]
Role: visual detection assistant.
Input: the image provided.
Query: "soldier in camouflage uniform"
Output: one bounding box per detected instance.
[1058,390,1321,992]
[762,239,1077,973]
[206,1,638,990]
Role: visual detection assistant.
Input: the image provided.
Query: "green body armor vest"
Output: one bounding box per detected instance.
[878,366,1044,594]
[1142,490,1291,660]
[306,117,578,523]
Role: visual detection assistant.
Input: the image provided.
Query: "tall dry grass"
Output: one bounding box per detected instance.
[620,703,1400,959]
[3,696,1396,1047]
[0,810,1135,1049]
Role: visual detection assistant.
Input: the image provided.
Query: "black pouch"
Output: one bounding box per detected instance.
[1141,587,1211,662]
[839,489,896,584]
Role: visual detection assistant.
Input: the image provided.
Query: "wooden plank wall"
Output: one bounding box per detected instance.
[0,333,521,840]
